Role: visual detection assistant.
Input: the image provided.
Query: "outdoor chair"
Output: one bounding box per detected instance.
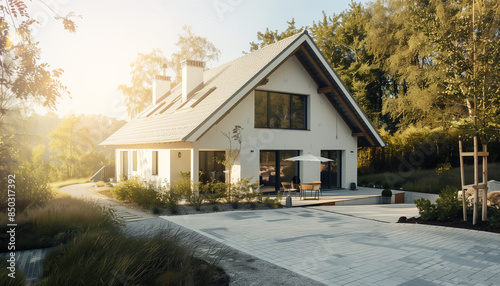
[310,181,322,196]
[281,182,299,197]
[300,183,320,200]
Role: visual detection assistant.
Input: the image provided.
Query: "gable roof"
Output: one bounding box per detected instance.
[101,31,385,148]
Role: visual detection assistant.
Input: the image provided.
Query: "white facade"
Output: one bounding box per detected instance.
[115,55,358,188]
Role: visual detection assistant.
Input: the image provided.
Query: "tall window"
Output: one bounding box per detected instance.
[255,90,307,130]
[152,151,158,175]
[199,151,226,183]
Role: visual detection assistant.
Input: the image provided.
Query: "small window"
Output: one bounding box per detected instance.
[152,151,158,175]
[132,151,137,171]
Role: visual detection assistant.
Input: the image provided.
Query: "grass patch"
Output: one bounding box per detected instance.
[0,197,120,250]
[50,178,90,192]
[39,228,228,286]
[359,162,500,194]
[96,188,113,199]
[0,260,26,286]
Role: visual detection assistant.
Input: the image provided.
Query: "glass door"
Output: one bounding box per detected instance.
[260,150,299,191]
[321,150,341,189]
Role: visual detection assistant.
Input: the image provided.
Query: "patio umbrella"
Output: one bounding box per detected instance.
[284,154,333,162]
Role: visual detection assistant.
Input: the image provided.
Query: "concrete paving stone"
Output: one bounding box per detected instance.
[161,205,500,286]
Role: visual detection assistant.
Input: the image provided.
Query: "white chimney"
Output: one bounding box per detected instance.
[152,75,171,105]
[181,59,205,102]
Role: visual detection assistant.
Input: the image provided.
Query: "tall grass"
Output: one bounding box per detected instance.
[0,261,26,286]
[359,162,500,194]
[39,228,228,286]
[0,197,121,250]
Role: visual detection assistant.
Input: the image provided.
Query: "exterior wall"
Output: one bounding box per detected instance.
[170,150,191,183]
[115,147,190,185]
[196,55,358,188]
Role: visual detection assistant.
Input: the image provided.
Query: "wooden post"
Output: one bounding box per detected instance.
[473,137,478,225]
[459,141,467,222]
[482,144,488,221]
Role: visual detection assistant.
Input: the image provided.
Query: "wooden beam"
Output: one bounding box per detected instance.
[257,78,269,86]
[460,151,489,157]
[297,46,375,146]
[483,144,488,221]
[317,86,334,94]
[460,140,467,221]
[473,136,478,225]
[352,132,364,137]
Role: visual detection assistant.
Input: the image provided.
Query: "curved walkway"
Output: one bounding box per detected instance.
[162,205,500,286]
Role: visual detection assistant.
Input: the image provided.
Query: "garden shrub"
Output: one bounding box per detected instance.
[415,185,462,221]
[110,176,162,208]
[381,189,392,197]
[435,185,461,221]
[488,203,500,229]
[415,198,437,221]
[200,180,226,205]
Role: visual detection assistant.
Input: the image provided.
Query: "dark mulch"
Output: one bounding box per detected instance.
[397,214,500,234]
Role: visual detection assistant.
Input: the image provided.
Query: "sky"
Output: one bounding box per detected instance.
[27,0,370,121]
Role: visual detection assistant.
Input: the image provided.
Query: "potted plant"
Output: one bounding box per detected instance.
[381,189,392,204]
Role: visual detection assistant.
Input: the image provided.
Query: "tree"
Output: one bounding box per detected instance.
[366,0,500,139]
[1,0,74,194]
[310,3,388,127]
[119,26,221,118]
[118,49,167,118]
[49,115,93,179]
[249,19,304,52]
[168,25,221,80]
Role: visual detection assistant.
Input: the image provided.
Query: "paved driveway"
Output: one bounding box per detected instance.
[162,205,500,286]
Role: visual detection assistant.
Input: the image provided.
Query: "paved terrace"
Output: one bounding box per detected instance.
[163,204,500,286]
[273,186,404,207]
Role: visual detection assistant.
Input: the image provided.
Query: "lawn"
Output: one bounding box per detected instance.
[359,162,500,194]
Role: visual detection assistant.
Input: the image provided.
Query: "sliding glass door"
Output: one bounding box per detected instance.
[259,150,299,191]
[321,150,341,189]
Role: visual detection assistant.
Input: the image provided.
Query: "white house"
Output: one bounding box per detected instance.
[101,31,385,191]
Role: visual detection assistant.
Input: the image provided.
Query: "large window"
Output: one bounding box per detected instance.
[255,90,307,130]
[199,151,226,183]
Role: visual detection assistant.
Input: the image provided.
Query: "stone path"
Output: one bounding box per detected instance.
[162,205,500,286]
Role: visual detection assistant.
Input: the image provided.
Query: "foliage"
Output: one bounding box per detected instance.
[415,198,437,221]
[110,176,162,209]
[0,145,53,213]
[0,197,120,250]
[488,203,500,229]
[262,192,283,209]
[199,179,226,204]
[249,19,304,52]
[218,125,243,201]
[118,48,167,117]
[168,25,221,81]
[381,189,392,197]
[49,115,96,179]
[38,228,227,286]
[0,260,26,286]
[435,186,462,221]
[415,185,462,221]
[119,26,220,117]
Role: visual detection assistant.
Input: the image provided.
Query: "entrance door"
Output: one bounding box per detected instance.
[260,150,299,191]
[121,151,128,180]
[321,150,341,189]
